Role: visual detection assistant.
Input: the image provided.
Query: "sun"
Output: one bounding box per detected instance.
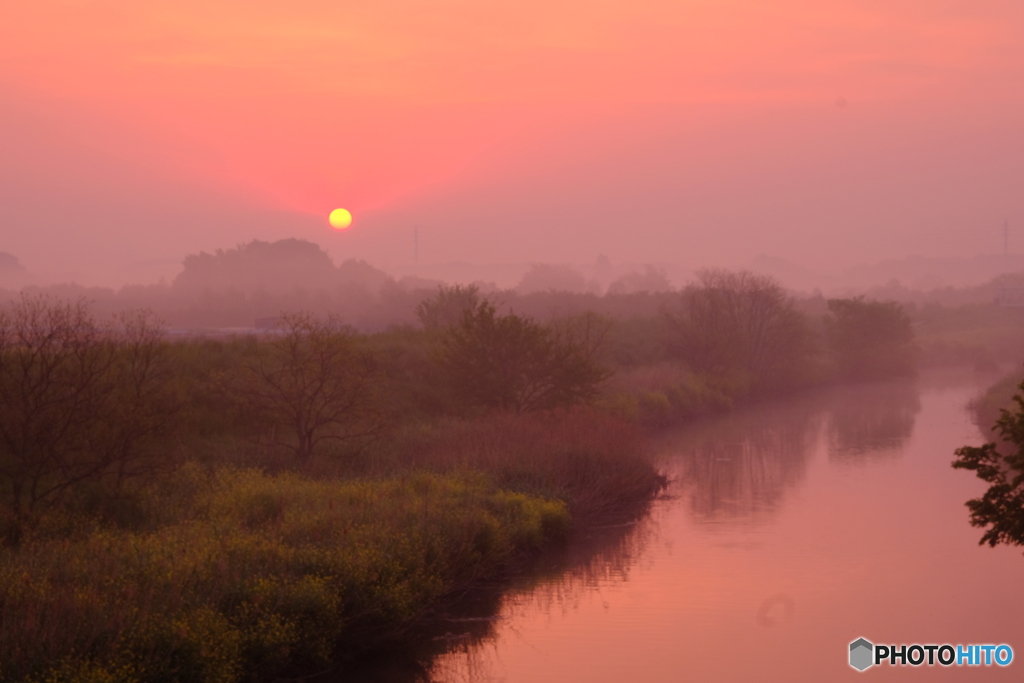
[328,208,352,230]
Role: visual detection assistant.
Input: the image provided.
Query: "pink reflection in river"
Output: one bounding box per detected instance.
[432,372,1024,682]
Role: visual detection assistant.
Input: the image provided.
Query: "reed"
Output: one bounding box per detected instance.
[354,407,665,526]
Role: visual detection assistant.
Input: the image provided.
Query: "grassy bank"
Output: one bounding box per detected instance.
[0,468,568,683]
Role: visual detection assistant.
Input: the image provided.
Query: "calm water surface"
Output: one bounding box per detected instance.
[430,372,1024,682]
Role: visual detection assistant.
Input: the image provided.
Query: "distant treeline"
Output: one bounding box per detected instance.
[2,240,1023,371]
[0,240,674,330]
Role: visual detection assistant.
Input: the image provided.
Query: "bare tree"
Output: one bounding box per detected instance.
[665,270,812,391]
[100,311,180,489]
[0,297,174,540]
[227,313,384,462]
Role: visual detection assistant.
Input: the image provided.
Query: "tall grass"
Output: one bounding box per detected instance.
[0,467,567,683]
[350,407,665,526]
[599,363,739,426]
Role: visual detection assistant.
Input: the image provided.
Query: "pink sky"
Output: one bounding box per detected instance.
[1,0,1022,285]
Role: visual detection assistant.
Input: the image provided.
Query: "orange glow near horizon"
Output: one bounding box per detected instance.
[1,0,1022,293]
[3,1,1021,219]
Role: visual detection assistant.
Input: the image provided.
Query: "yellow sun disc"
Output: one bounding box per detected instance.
[329,208,353,230]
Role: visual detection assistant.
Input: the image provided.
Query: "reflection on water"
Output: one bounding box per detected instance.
[343,498,658,683]
[429,510,663,683]
[826,381,921,461]
[658,380,922,521]
[427,372,1024,682]
[755,592,796,628]
[664,399,822,521]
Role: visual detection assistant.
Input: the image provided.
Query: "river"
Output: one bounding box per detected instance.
[427,370,1024,682]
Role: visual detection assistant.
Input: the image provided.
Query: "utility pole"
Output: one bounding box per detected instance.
[414,226,419,272]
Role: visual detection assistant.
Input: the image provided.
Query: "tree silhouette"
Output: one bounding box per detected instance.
[415,284,481,330]
[0,297,174,541]
[665,269,811,391]
[825,297,916,380]
[953,380,1024,547]
[437,302,609,413]
[227,313,383,462]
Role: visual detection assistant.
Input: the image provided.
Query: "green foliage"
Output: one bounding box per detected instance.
[600,363,738,426]
[436,302,610,413]
[825,297,917,380]
[0,469,568,683]
[953,379,1024,547]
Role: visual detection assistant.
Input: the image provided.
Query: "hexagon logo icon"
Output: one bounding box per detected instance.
[850,638,874,671]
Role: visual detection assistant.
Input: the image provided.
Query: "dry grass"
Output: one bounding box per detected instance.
[350,407,665,526]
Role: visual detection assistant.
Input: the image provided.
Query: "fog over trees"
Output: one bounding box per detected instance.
[2,237,1024,378]
[5,235,1024,680]
[5,238,1024,335]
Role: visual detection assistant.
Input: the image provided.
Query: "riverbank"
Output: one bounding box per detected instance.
[0,469,568,683]
[426,373,1024,682]
[0,409,664,683]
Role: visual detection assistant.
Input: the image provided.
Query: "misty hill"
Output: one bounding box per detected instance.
[0,252,29,288]
[0,240,427,330]
[173,239,390,295]
[852,270,1024,308]
[516,264,595,294]
[751,253,1024,294]
[607,265,673,294]
[9,237,1024,338]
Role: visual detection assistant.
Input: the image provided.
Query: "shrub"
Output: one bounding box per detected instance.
[825,297,917,380]
[414,285,481,331]
[436,302,610,413]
